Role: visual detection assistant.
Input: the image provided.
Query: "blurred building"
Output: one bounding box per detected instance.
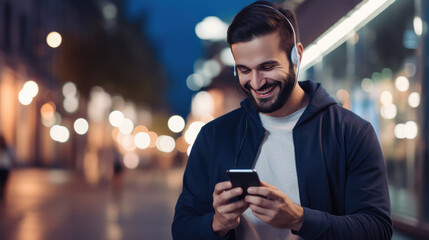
[0,0,173,184]
[296,0,429,238]
[190,0,429,238]
[0,0,75,167]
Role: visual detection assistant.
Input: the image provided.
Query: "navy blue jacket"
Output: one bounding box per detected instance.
[172,80,392,239]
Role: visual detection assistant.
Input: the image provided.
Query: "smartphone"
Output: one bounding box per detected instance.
[226,169,261,200]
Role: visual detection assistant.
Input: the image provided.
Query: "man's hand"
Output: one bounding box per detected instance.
[245,181,304,231]
[212,181,250,237]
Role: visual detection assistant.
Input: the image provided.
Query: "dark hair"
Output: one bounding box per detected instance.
[227,1,299,63]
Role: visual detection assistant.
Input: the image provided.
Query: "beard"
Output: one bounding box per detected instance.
[243,70,297,114]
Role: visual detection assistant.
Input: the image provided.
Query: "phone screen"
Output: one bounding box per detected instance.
[226,169,261,200]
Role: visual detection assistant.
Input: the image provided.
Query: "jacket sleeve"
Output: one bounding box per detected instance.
[172,126,230,240]
[295,123,393,240]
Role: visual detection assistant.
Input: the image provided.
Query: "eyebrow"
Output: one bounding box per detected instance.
[236,60,279,69]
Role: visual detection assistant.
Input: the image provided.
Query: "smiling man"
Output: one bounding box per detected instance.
[172,1,392,240]
[233,30,307,117]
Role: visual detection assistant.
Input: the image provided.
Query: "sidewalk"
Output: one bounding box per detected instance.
[0,167,183,240]
[0,167,419,240]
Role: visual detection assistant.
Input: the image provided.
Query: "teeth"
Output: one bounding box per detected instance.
[256,86,274,95]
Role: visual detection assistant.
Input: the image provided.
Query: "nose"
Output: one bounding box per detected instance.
[249,71,266,90]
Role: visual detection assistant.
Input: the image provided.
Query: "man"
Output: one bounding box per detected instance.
[172,1,392,239]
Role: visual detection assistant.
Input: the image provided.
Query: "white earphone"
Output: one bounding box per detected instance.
[233,4,300,80]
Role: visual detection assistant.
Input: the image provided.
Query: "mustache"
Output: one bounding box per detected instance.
[244,81,281,92]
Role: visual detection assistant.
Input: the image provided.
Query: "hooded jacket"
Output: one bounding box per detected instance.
[172,80,392,240]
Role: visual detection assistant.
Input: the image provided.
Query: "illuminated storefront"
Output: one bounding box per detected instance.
[300,0,428,237]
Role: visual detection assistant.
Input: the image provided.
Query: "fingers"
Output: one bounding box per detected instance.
[214,181,232,195]
[213,181,249,216]
[247,185,278,201]
[244,181,282,208]
[212,181,250,236]
[217,199,249,215]
[249,202,273,217]
[213,181,245,206]
[245,194,273,208]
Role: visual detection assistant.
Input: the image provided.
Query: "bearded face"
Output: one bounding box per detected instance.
[242,69,296,114]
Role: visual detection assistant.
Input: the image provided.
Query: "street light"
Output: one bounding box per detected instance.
[46,31,62,48]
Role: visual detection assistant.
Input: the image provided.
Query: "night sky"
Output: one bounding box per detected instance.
[125,0,255,117]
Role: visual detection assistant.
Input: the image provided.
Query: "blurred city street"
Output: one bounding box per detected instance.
[1,0,429,239]
[0,167,184,240]
[0,168,423,240]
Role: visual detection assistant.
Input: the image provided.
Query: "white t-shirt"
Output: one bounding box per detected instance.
[237,107,306,240]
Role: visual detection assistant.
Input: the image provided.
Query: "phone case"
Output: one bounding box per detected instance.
[226,169,261,200]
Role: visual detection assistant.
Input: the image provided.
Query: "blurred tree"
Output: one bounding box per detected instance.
[55,0,167,109]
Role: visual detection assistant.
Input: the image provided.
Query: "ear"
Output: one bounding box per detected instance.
[296,42,304,61]
[293,42,304,74]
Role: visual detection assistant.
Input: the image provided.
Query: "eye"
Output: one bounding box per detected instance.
[238,67,251,74]
[260,65,275,71]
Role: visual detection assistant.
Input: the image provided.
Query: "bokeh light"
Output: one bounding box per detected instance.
[184,121,205,145]
[380,104,397,119]
[119,118,134,134]
[414,16,423,36]
[134,132,150,149]
[18,90,32,105]
[123,152,139,169]
[394,123,406,139]
[408,92,420,108]
[109,110,124,127]
[121,134,136,152]
[18,81,39,105]
[395,76,409,92]
[380,91,393,105]
[23,81,39,97]
[50,125,70,143]
[394,121,418,140]
[336,89,349,103]
[201,59,221,80]
[220,48,235,66]
[361,78,373,92]
[74,118,89,135]
[41,102,56,120]
[46,31,62,48]
[62,82,77,98]
[195,16,228,40]
[63,97,79,113]
[405,121,418,139]
[42,110,61,128]
[168,115,186,133]
[186,73,205,91]
[191,91,214,118]
[156,135,176,153]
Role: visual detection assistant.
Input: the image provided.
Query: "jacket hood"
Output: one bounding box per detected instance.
[240,80,337,126]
